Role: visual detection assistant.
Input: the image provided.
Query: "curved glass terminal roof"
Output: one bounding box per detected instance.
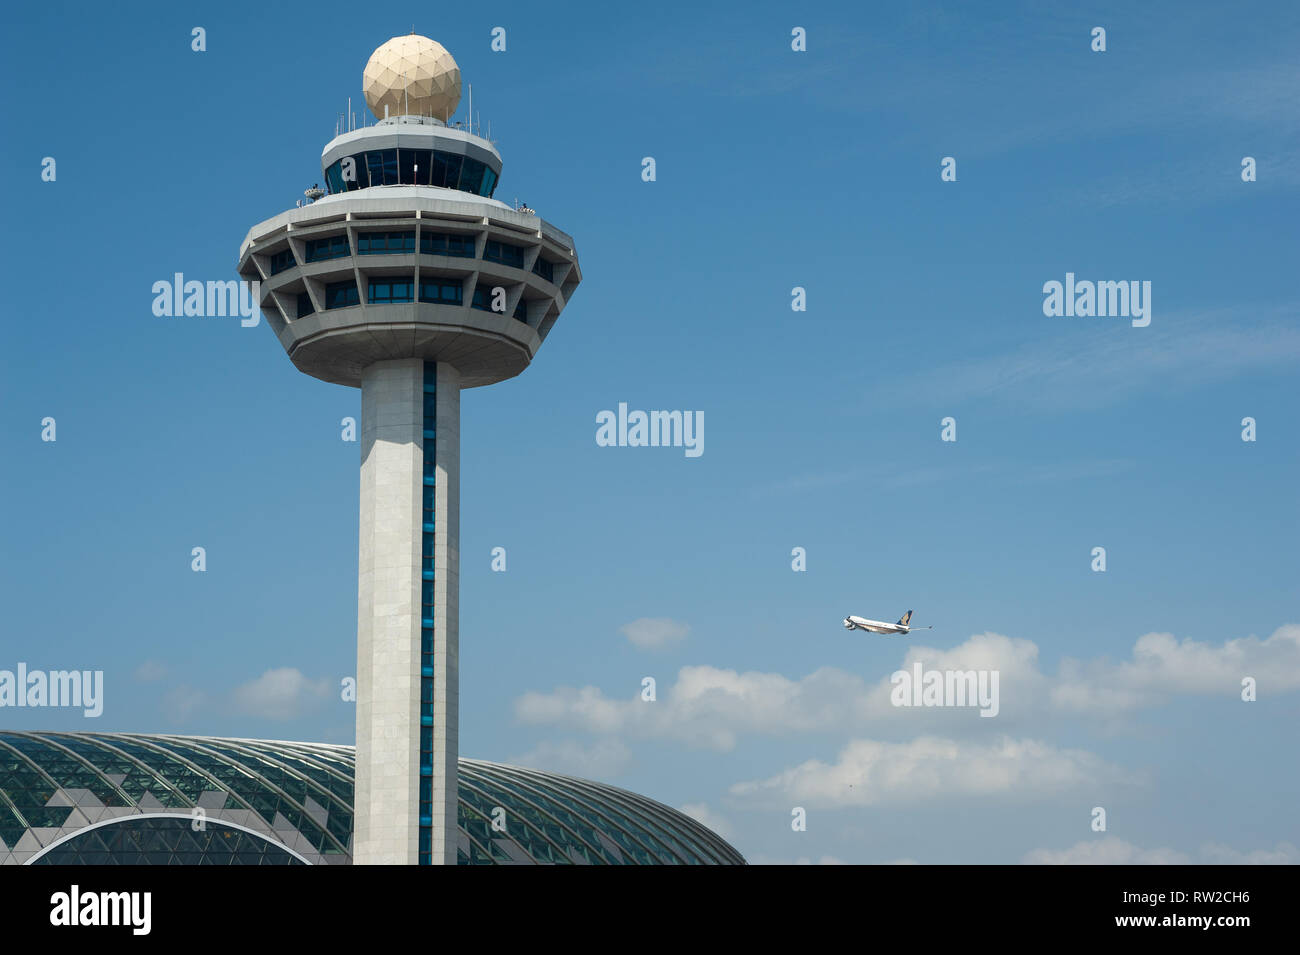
[0,732,744,865]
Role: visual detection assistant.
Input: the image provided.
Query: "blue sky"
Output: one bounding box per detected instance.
[1,0,1297,864]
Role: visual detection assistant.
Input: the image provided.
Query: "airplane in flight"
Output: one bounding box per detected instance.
[842,610,933,636]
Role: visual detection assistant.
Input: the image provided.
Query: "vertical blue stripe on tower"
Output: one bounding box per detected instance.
[419,361,436,864]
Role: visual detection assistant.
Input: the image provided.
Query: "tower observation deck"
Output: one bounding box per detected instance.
[236,34,582,865]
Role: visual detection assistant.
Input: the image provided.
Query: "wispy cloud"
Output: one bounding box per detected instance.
[1024,837,1299,865]
[514,625,1300,748]
[230,667,332,721]
[620,617,690,651]
[873,305,1300,411]
[133,660,168,683]
[728,736,1138,809]
[508,738,632,780]
[749,458,1131,500]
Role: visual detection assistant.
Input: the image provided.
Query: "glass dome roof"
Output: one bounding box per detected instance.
[0,732,744,865]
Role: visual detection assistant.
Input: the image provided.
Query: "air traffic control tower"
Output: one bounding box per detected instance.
[236,35,581,864]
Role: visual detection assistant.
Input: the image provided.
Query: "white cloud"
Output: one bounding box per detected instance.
[1023,837,1191,865]
[230,667,331,720]
[795,855,848,865]
[507,738,631,780]
[748,855,850,865]
[728,736,1137,809]
[876,308,1300,413]
[678,803,733,840]
[1024,838,1300,866]
[620,617,689,650]
[1199,842,1299,865]
[515,664,872,750]
[1053,624,1300,714]
[133,660,168,683]
[161,685,206,722]
[514,625,1300,748]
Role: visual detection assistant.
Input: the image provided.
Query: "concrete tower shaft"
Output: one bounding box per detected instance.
[236,36,581,865]
[354,359,459,864]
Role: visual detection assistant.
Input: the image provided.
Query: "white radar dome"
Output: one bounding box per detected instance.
[363,34,461,122]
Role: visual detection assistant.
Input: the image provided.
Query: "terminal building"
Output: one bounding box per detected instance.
[0,732,745,865]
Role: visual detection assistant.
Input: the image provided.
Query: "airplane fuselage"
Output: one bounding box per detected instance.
[843,616,909,635]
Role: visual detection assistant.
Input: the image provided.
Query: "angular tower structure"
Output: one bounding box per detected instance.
[236,35,581,864]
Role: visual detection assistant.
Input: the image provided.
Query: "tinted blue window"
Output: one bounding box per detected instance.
[532,257,554,283]
[305,235,349,262]
[328,149,499,197]
[324,280,359,309]
[442,154,463,190]
[368,279,413,304]
[420,232,475,257]
[269,248,296,275]
[419,280,463,305]
[484,240,524,269]
[459,159,484,195]
[296,292,314,318]
[401,148,429,185]
[365,151,385,187]
[325,161,344,194]
[358,231,415,254]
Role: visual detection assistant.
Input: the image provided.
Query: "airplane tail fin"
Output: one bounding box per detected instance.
[897,610,913,628]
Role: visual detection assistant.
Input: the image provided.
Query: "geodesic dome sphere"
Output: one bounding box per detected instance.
[363,35,461,122]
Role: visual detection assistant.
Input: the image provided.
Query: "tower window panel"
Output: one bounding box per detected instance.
[296,292,314,318]
[365,151,385,187]
[442,154,464,190]
[380,149,398,184]
[305,235,349,262]
[367,279,413,304]
[420,232,475,257]
[346,153,368,189]
[358,231,415,254]
[471,286,507,312]
[514,298,529,322]
[324,280,359,309]
[401,148,429,185]
[419,280,463,305]
[480,166,497,197]
[429,151,452,188]
[459,158,485,195]
[531,257,554,283]
[483,240,524,269]
[269,248,296,275]
[325,161,344,195]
